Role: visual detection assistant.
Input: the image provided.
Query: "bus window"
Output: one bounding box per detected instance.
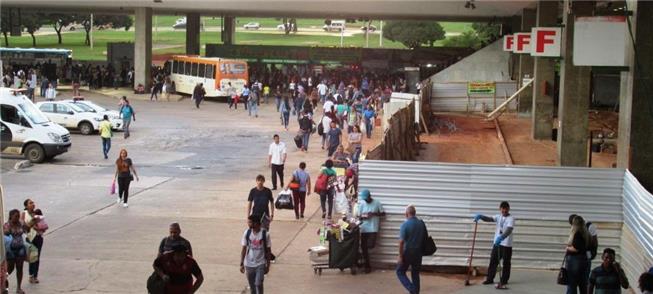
[172,61,178,74]
[185,62,191,75]
[229,63,247,74]
[205,65,214,79]
[198,63,205,78]
[220,63,227,74]
[191,63,198,77]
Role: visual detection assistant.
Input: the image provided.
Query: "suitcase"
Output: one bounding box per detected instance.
[294,134,303,148]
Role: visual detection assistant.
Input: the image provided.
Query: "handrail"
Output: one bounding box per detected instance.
[486,78,534,120]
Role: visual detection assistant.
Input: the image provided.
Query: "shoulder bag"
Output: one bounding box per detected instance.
[557,255,568,285]
[421,220,437,256]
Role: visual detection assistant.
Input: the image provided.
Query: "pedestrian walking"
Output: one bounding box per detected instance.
[356,189,385,273]
[113,149,139,208]
[473,201,514,289]
[22,199,47,284]
[320,114,332,150]
[45,83,57,101]
[242,85,250,110]
[4,209,27,294]
[396,205,426,294]
[564,215,591,294]
[569,214,599,271]
[119,97,136,139]
[248,91,259,117]
[193,83,206,109]
[26,71,36,101]
[326,121,342,157]
[40,77,49,97]
[286,162,311,219]
[280,97,291,130]
[99,115,113,159]
[274,86,282,112]
[263,84,270,104]
[363,105,376,139]
[317,159,337,219]
[246,175,275,231]
[153,244,204,293]
[348,125,363,163]
[298,111,312,152]
[268,135,286,190]
[240,215,272,294]
[588,248,629,294]
[158,223,193,257]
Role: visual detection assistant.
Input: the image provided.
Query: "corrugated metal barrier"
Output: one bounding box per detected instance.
[431,82,518,112]
[359,160,626,270]
[621,171,653,287]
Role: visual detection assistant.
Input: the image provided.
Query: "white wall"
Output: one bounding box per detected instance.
[430,40,512,83]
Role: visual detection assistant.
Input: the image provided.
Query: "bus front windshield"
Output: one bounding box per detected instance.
[227,63,247,75]
[17,103,50,124]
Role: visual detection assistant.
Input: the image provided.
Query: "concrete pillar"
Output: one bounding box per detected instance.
[531,1,558,140]
[557,1,594,166]
[618,1,653,190]
[186,13,201,55]
[518,9,536,116]
[509,15,522,81]
[222,16,235,45]
[134,7,152,92]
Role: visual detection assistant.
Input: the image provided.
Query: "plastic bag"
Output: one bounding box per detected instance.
[274,189,294,210]
[110,179,116,195]
[26,242,39,263]
[335,191,349,215]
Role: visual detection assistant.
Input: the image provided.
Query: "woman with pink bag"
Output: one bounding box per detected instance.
[21,199,47,284]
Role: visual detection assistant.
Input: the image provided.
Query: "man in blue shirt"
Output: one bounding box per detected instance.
[397,205,426,294]
[356,189,385,273]
[363,105,376,139]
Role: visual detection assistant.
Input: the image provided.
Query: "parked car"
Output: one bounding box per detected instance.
[173,17,187,29]
[35,101,104,135]
[323,20,346,32]
[63,99,122,131]
[361,25,377,32]
[243,22,260,30]
[277,23,296,31]
[1,88,71,163]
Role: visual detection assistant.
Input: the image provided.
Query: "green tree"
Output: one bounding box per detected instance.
[472,22,501,45]
[22,12,46,47]
[0,10,10,46]
[79,14,133,46]
[47,13,76,44]
[383,21,445,48]
[442,31,482,49]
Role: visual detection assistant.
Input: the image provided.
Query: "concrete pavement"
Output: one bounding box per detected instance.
[1,90,562,293]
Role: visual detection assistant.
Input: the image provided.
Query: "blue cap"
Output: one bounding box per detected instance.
[359,189,370,201]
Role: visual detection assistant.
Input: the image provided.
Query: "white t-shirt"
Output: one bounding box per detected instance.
[241,229,271,267]
[493,214,515,247]
[586,222,598,259]
[321,115,332,133]
[323,100,334,113]
[317,84,328,95]
[268,142,287,165]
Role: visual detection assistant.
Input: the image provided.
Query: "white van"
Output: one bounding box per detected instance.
[0,88,71,162]
[323,20,346,32]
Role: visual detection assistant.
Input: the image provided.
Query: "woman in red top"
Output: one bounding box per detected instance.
[153,245,203,294]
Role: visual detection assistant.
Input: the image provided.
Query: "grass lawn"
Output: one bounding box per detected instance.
[3,19,472,61]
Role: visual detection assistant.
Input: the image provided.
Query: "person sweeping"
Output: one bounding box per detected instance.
[473,201,514,290]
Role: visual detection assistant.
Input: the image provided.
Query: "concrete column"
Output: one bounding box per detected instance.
[531,1,558,140]
[222,16,235,45]
[557,1,594,166]
[186,13,201,55]
[134,7,152,92]
[618,1,653,190]
[509,15,522,81]
[518,9,536,116]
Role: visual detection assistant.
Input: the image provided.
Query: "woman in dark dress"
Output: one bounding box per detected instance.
[565,215,591,294]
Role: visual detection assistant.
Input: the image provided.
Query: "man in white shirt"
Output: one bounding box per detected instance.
[474,201,514,289]
[323,97,334,114]
[317,81,328,104]
[268,134,287,190]
[240,215,272,294]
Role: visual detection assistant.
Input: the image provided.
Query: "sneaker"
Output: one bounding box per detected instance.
[116,198,121,204]
[123,203,128,208]
[482,280,494,285]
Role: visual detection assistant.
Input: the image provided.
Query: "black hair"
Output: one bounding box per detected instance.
[499,201,510,209]
[640,273,653,292]
[8,209,19,221]
[273,134,279,139]
[103,114,109,120]
[34,209,43,216]
[299,162,306,169]
[568,214,578,225]
[248,215,261,224]
[325,159,334,169]
[256,174,265,182]
[23,199,31,208]
[602,248,616,257]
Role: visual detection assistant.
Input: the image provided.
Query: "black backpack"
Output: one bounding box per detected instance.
[586,222,598,260]
[245,228,271,261]
[317,117,325,136]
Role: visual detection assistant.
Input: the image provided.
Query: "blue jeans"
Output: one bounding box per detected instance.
[122,118,131,138]
[249,100,258,116]
[101,137,111,158]
[246,264,266,294]
[365,120,373,138]
[282,112,290,128]
[397,249,422,294]
[352,146,362,163]
[302,131,310,150]
[566,254,588,294]
[275,97,281,112]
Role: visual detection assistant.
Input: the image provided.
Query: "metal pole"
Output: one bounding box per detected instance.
[340,26,344,47]
[90,13,94,49]
[365,20,370,48]
[379,20,383,47]
[154,15,158,41]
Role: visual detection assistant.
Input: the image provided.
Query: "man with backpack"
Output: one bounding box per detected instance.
[240,215,272,294]
[569,214,599,271]
[397,205,426,294]
[119,96,136,139]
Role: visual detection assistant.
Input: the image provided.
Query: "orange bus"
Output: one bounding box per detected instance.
[169,55,248,97]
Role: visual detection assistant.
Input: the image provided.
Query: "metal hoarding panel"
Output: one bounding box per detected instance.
[359,160,624,269]
[431,83,518,112]
[621,171,653,286]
